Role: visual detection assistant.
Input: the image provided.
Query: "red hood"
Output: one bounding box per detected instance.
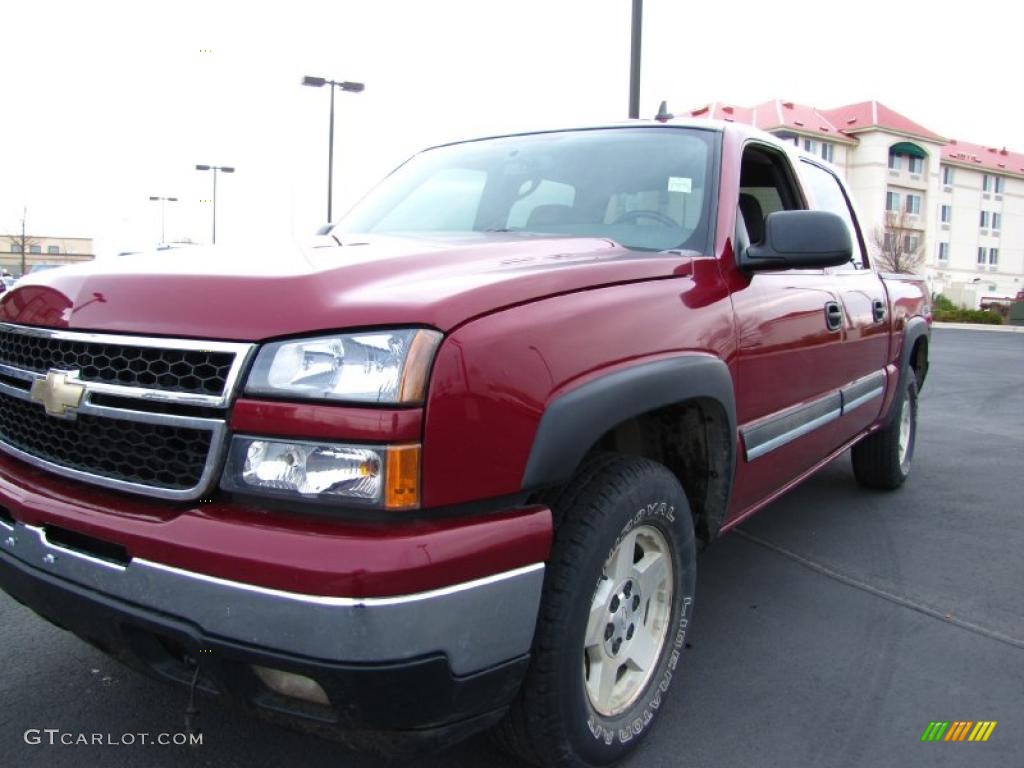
[0,233,691,340]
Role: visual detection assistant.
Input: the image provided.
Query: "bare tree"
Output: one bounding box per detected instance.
[871,210,925,274]
[5,207,38,276]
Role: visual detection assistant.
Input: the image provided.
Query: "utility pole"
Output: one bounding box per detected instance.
[628,0,643,119]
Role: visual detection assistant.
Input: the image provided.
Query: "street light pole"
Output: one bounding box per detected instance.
[194,165,234,244]
[628,0,643,119]
[328,83,335,221]
[148,196,178,244]
[213,170,218,244]
[302,76,365,222]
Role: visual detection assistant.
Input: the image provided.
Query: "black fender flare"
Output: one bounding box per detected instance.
[520,354,737,492]
[900,316,930,385]
[884,315,930,422]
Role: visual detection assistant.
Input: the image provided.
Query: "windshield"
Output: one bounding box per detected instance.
[335,127,718,253]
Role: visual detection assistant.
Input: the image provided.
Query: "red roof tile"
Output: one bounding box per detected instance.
[689,98,1021,176]
[688,102,754,125]
[819,101,945,143]
[689,99,856,143]
[941,138,1024,176]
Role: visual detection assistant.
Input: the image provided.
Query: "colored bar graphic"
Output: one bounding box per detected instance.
[923,721,996,742]
[947,721,972,741]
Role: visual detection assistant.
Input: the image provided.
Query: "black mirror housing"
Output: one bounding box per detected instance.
[740,210,852,271]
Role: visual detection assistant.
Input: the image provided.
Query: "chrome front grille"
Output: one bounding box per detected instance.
[0,323,253,500]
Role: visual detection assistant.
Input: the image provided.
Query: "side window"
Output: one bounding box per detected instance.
[736,144,803,252]
[799,160,867,270]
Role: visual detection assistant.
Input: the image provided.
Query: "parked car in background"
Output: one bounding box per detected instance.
[0,120,930,767]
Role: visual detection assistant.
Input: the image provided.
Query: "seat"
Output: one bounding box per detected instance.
[738,194,765,244]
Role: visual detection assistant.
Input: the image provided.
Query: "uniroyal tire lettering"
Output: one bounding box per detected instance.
[587,718,616,745]
[584,495,693,746]
[587,593,693,745]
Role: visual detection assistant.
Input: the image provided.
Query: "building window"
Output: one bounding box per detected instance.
[888,153,901,170]
[905,194,921,215]
[803,139,818,155]
[982,174,992,192]
[820,142,834,162]
[46,245,59,255]
[9,244,21,253]
[884,233,896,252]
[29,245,41,254]
[994,177,1004,194]
[886,191,900,211]
[908,156,923,174]
[938,242,949,261]
[977,247,986,265]
[903,235,919,253]
[980,210,990,228]
[991,212,1001,231]
[989,248,999,266]
[940,204,951,223]
[941,166,954,186]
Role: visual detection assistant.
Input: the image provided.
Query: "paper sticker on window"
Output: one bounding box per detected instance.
[668,177,692,194]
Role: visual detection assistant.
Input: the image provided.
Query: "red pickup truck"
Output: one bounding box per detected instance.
[0,121,929,766]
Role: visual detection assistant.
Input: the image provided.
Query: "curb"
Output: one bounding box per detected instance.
[932,322,1024,333]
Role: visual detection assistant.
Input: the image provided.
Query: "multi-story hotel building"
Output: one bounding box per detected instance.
[690,100,1023,307]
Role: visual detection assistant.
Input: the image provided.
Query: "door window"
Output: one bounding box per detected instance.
[736,144,804,252]
[799,160,867,270]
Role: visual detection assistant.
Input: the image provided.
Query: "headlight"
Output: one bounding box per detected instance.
[245,329,442,404]
[222,436,421,510]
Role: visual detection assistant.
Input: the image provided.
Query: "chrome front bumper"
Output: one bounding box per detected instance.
[0,517,544,676]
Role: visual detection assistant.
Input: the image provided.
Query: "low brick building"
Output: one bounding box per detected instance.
[0,235,94,277]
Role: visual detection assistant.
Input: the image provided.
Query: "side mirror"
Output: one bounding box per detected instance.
[740,210,852,271]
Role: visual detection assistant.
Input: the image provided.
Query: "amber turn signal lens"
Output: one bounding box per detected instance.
[385,444,421,510]
[398,330,443,403]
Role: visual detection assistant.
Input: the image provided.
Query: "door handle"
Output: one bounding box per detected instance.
[825,301,843,331]
[872,298,887,323]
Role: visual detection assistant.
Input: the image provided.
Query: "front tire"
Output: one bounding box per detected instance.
[492,454,696,767]
[851,371,918,490]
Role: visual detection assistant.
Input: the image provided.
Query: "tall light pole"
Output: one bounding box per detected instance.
[194,165,234,244]
[629,0,642,119]
[302,75,365,222]
[148,196,178,244]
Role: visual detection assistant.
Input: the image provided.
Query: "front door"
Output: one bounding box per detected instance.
[726,143,853,518]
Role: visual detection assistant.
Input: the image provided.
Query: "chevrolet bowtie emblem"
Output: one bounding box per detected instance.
[30,371,86,418]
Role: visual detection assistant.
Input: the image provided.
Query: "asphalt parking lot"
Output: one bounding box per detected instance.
[2,327,1021,768]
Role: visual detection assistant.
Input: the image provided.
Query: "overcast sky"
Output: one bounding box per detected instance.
[2,0,1021,257]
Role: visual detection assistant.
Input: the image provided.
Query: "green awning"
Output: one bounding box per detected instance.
[889,141,927,158]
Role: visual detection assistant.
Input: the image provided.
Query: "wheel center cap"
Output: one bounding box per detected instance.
[603,580,641,657]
